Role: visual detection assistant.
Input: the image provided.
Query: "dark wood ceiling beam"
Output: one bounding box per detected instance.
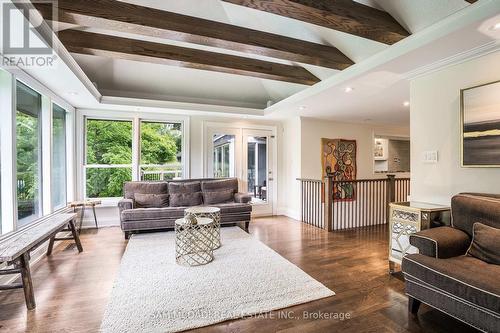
[58,30,320,85]
[34,0,353,70]
[222,0,410,45]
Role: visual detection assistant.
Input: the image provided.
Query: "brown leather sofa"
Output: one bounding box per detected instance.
[402,193,500,332]
[118,178,252,239]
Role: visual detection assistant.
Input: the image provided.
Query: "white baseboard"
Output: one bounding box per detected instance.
[277,207,301,221]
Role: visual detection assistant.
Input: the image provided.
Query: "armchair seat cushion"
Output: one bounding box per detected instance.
[402,254,500,314]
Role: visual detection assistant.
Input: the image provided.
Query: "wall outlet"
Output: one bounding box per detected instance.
[422,150,438,164]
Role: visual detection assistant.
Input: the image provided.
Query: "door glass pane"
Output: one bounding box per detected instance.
[140,121,183,180]
[246,136,267,203]
[52,104,66,209]
[16,81,42,226]
[212,134,235,178]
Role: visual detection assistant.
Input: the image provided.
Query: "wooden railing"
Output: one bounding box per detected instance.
[297,175,410,231]
[298,179,324,229]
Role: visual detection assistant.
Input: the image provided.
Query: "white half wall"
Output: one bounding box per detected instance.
[410,51,500,205]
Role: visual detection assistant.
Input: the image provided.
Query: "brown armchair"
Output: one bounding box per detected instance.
[401,193,500,332]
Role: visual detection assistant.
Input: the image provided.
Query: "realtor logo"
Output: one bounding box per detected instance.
[1,1,57,67]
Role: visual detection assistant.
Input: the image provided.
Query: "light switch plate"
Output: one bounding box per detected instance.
[422,150,438,163]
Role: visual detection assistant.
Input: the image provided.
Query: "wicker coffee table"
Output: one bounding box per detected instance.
[175,217,215,266]
[184,206,221,249]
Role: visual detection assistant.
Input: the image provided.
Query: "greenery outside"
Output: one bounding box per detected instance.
[86,119,182,198]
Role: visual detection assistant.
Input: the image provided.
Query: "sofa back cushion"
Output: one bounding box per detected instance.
[124,181,168,200]
[451,193,500,236]
[201,178,238,193]
[203,189,235,205]
[168,181,202,207]
[467,223,500,265]
[134,193,169,208]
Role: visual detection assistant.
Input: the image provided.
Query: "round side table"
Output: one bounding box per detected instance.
[175,217,214,266]
[184,207,221,249]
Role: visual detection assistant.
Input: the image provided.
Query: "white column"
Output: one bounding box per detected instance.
[41,95,52,215]
[0,70,17,233]
[65,110,76,202]
[132,117,140,181]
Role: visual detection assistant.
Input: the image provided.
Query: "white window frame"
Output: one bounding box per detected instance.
[77,109,190,204]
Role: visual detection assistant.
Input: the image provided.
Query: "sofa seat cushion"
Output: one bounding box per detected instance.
[402,254,500,313]
[210,203,252,214]
[121,207,184,222]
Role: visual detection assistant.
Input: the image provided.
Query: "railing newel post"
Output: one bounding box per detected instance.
[324,175,333,232]
[386,174,396,224]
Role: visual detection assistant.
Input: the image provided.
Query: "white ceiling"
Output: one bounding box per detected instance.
[7,0,500,124]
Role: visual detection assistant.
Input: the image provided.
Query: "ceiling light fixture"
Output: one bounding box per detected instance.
[403,101,410,107]
[491,22,500,30]
[299,105,307,110]
[67,91,78,96]
[344,87,354,93]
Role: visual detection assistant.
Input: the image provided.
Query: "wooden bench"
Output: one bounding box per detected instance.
[0,213,82,310]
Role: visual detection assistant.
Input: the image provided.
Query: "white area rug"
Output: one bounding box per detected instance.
[100,227,334,333]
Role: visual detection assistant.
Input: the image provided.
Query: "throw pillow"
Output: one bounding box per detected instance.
[169,192,203,207]
[134,193,169,208]
[467,222,500,265]
[203,189,234,205]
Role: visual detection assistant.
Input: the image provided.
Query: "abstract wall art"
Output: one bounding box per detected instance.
[461,80,500,167]
[321,138,357,201]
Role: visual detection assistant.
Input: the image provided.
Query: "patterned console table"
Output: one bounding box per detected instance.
[388,202,450,274]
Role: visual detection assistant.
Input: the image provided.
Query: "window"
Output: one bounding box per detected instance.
[85,119,132,198]
[52,104,67,209]
[212,134,235,178]
[140,121,183,181]
[16,81,42,226]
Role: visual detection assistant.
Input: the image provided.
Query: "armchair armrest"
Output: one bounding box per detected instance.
[234,192,252,204]
[409,226,470,258]
[118,198,134,212]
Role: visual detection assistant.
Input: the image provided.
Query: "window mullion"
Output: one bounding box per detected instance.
[41,96,52,215]
[132,117,140,181]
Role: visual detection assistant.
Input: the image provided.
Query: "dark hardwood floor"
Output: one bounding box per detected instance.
[0,216,478,333]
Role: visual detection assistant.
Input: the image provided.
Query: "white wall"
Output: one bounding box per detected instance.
[410,51,500,205]
[300,117,410,179]
[278,116,302,220]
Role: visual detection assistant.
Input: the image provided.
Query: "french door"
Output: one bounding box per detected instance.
[206,125,275,216]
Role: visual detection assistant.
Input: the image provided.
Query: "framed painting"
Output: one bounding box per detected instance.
[461,80,500,167]
[321,138,357,201]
